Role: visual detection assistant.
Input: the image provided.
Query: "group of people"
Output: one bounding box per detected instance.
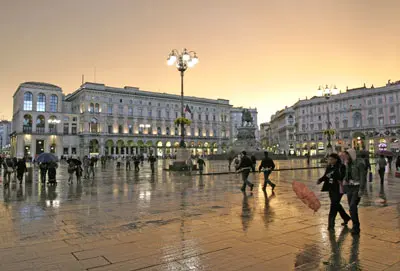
[317,149,373,236]
[1,156,28,187]
[234,151,276,193]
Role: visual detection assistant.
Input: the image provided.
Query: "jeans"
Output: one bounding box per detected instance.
[378,168,385,185]
[262,170,275,189]
[347,185,361,231]
[328,191,350,227]
[241,169,253,189]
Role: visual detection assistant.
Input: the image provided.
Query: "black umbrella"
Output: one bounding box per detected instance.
[67,158,82,165]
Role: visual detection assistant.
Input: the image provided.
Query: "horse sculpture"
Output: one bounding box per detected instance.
[241,109,253,126]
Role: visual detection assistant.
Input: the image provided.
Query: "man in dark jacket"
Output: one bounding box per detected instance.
[237,151,254,192]
[259,152,276,191]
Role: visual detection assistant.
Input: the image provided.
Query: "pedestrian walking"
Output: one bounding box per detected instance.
[228,155,233,171]
[197,157,205,175]
[259,151,276,191]
[378,155,387,185]
[89,157,96,178]
[67,161,76,184]
[126,156,131,171]
[16,157,27,185]
[134,156,141,172]
[116,156,122,169]
[396,155,400,171]
[39,162,48,184]
[342,149,367,235]
[387,156,393,170]
[3,156,15,187]
[250,153,257,172]
[47,161,58,185]
[148,154,157,174]
[237,151,254,192]
[83,156,90,179]
[317,153,350,230]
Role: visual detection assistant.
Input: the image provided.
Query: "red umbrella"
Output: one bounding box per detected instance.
[292,181,321,212]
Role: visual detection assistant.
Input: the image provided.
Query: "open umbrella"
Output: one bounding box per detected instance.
[378,150,394,157]
[36,153,58,163]
[67,158,82,166]
[292,181,321,212]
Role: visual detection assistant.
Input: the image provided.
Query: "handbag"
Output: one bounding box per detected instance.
[321,180,331,192]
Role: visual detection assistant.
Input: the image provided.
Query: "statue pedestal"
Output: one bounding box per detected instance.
[231,125,261,153]
[169,148,191,171]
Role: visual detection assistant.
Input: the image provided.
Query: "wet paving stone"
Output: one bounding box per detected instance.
[0,159,399,270]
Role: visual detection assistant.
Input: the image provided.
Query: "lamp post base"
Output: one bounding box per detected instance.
[169,148,191,171]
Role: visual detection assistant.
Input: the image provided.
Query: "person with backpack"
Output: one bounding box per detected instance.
[317,153,351,230]
[259,151,276,192]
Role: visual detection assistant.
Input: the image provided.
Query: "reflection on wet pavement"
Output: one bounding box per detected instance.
[0,159,399,270]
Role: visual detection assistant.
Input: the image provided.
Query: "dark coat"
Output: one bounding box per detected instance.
[319,163,345,193]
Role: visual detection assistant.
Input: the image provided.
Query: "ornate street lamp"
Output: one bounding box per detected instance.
[167,48,199,148]
[318,85,338,154]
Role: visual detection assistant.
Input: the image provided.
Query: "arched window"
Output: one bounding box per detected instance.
[89,103,94,113]
[49,94,58,112]
[23,92,33,111]
[95,103,100,113]
[48,116,58,133]
[23,114,32,133]
[37,93,46,112]
[166,127,170,135]
[36,115,45,133]
[90,118,98,133]
[118,125,123,134]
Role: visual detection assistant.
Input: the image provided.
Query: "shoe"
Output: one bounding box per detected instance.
[341,218,351,226]
[250,184,254,191]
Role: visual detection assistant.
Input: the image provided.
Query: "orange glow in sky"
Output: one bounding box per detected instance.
[0,0,399,123]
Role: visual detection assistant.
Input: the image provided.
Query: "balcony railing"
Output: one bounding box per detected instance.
[23,126,32,133]
[36,127,45,134]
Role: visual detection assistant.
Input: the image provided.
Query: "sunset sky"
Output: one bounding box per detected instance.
[0,0,399,124]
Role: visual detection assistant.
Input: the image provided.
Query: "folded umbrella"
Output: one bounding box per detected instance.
[292,181,321,212]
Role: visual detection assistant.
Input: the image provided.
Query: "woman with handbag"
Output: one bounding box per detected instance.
[317,153,351,230]
[2,156,15,187]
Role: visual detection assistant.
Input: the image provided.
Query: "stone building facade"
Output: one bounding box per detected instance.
[268,81,400,156]
[11,82,257,158]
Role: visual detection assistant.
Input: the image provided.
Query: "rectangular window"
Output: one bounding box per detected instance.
[367,99,372,105]
[310,124,314,130]
[139,109,143,116]
[175,112,178,118]
[389,96,394,103]
[378,98,383,104]
[166,111,170,118]
[213,115,216,121]
[198,114,202,121]
[63,147,69,155]
[119,105,123,115]
[108,104,113,115]
[379,108,384,114]
[368,118,374,126]
[318,123,322,130]
[390,116,396,124]
[63,123,69,134]
[390,106,395,114]
[206,115,209,121]
[343,120,348,128]
[368,109,373,115]
[128,107,133,116]
[71,123,77,135]
[378,117,384,126]
[108,125,112,134]
[49,95,58,112]
[71,148,77,155]
[148,110,152,117]
[158,110,161,118]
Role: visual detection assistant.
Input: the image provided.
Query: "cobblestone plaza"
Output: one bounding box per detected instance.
[0,160,399,270]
